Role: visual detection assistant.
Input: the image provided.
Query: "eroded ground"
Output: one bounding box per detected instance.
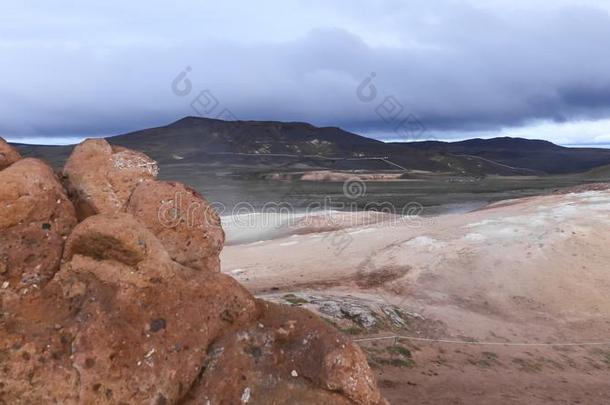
[222,188,610,404]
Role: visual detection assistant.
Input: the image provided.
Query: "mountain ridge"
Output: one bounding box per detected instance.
[12,116,610,175]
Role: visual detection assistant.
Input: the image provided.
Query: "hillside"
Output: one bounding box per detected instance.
[12,117,536,176]
[106,117,537,175]
[13,117,610,176]
[585,162,610,179]
[404,137,610,174]
[222,187,610,404]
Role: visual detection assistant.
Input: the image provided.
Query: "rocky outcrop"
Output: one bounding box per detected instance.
[0,137,21,170]
[62,139,158,221]
[0,140,386,404]
[1,213,257,404]
[125,181,224,271]
[0,158,77,291]
[184,301,386,405]
[62,214,257,404]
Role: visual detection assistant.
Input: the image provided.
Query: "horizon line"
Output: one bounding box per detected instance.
[6,135,610,149]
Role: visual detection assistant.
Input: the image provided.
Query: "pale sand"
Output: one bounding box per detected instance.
[223,190,610,341]
[222,189,610,403]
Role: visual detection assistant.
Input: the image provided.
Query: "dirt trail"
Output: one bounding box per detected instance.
[222,189,610,403]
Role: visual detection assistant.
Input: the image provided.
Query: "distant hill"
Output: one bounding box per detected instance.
[13,117,610,176]
[403,137,610,174]
[406,137,561,152]
[584,163,610,179]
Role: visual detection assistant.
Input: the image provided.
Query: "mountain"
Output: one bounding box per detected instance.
[403,137,610,174]
[405,137,561,152]
[126,117,523,174]
[13,117,610,176]
[103,116,467,173]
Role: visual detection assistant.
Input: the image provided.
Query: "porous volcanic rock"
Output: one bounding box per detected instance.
[0,137,21,170]
[0,142,387,404]
[184,301,388,405]
[1,213,258,404]
[0,212,386,404]
[62,139,158,221]
[0,158,77,291]
[125,181,225,271]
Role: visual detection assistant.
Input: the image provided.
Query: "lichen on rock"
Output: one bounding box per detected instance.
[62,139,158,221]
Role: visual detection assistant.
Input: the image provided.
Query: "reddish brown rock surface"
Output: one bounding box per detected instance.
[125,180,225,271]
[185,301,387,405]
[0,137,21,170]
[1,213,258,404]
[0,141,386,404]
[60,214,257,404]
[0,158,76,290]
[62,139,158,221]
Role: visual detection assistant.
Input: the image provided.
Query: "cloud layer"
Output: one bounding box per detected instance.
[2,0,610,145]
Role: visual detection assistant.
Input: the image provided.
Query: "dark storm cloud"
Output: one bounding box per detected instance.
[2,0,610,144]
[559,84,610,109]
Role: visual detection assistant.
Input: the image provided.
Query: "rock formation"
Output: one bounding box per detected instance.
[0,137,386,404]
[0,138,21,170]
[62,139,158,221]
[125,181,224,271]
[184,301,384,404]
[0,158,77,291]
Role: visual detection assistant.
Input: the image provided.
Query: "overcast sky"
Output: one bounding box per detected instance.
[3,0,610,145]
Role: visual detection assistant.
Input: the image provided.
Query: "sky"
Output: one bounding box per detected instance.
[2,0,610,146]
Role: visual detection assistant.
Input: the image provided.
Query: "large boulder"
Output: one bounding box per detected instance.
[185,301,388,405]
[0,141,387,404]
[0,137,21,170]
[125,181,225,271]
[0,158,77,291]
[62,139,158,220]
[0,213,258,404]
[0,213,386,404]
[0,303,81,404]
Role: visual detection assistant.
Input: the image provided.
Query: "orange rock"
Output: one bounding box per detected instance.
[0,212,386,404]
[125,181,225,271]
[0,144,387,404]
[0,158,76,290]
[1,213,258,404]
[0,137,21,170]
[62,139,158,220]
[184,300,388,405]
[59,213,257,404]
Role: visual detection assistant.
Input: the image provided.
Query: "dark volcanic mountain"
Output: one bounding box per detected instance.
[13,117,610,175]
[110,117,512,174]
[403,137,610,174]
